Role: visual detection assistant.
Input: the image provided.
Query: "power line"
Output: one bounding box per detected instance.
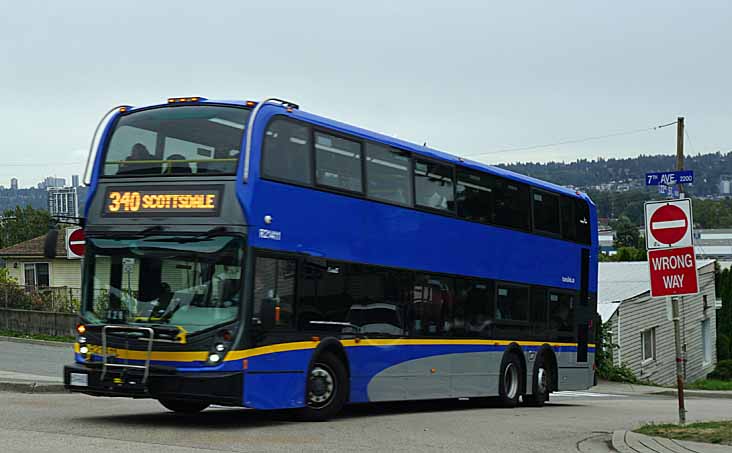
[465,121,679,158]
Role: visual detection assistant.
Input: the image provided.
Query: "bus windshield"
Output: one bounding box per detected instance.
[83,235,244,334]
[102,105,250,177]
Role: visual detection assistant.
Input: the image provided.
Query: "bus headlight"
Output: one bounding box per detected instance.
[208,353,221,363]
[215,343,225,352]
[79,345,89,355]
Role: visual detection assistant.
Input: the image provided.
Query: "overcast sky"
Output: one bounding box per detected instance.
[2,1,731,187]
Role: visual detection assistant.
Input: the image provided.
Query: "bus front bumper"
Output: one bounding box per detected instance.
[63,363,244,406]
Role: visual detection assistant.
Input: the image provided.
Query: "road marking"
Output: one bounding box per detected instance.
[553,391,626,398]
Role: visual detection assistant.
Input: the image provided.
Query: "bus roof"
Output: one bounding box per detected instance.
[132,98,590,203]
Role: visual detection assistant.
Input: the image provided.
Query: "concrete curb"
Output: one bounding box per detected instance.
[652,390,732,399]
[0,381,68,394]
[0,335,73,348]
[613,430,732,453]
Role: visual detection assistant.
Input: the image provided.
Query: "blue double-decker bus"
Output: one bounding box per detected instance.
[62,97,597,420]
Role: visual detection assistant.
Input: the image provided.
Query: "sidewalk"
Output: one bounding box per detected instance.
[0,335,71,393]
[0,371,65,393]
[594,380,732,399]
[613,430,731,453]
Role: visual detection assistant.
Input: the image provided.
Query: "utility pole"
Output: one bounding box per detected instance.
[672,116,687,425]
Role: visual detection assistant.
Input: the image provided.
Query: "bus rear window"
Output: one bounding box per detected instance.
[103,105,250,177]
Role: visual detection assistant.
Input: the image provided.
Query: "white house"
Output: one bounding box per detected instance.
[598,260,718,385]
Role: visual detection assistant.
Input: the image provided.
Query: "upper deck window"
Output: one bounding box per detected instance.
[456,169,493,223]
[315,132,363,192]
[532,189,560,235]
[103,105,250,177]
[561,196,591,244]
[365,144,412,206]
[262,118,312,184]
[493,178,530,231]
[414,160,454,212]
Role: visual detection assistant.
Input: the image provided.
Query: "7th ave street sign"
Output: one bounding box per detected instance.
[645,170,694,186]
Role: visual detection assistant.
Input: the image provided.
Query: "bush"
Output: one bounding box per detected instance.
[708,360,732,381]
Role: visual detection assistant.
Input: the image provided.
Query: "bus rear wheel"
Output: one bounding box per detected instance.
[158,399,209,414]
[524,354,551,407]
[498,352,522,407]
[298,352,347,421]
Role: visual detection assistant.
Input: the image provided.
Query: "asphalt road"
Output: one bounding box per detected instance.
[2,391,732,452]
[2,340,731,452]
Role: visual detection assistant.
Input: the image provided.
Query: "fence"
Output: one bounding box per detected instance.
[0,283,80,337]
[1,284,81,314]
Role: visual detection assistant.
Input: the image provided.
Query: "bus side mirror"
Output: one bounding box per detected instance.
[43,227,59,259]
[259,297,277,330]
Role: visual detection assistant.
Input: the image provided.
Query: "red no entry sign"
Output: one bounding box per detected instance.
[645,199,693,249]
[648,246,699,297]
[66,228,85,259]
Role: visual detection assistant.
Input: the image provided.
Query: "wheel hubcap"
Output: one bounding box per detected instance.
[537,367,547,394]
[504,363,519,399]
[308,365,335,407]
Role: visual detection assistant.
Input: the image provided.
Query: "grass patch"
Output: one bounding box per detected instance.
[0,329,74,343]
[636,420,732,445]
[686,380,732,391]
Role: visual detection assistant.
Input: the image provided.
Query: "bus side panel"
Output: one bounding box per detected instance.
[243,349,312,409]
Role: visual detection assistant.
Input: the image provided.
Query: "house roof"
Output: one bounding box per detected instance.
[0,232,66,258]
[597,259,715,322]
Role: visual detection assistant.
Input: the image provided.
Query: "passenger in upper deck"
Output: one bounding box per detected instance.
[118,143,160,175]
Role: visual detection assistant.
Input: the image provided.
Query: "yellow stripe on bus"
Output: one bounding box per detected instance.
[74,339,596,364]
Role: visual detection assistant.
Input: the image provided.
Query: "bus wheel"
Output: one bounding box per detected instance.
[498,352,522,407]
[158,399,209,414]
[299,352,347,421]
[524,355,551,407]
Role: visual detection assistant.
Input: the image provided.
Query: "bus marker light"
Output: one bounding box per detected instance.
[246,100,257,107]
[215,343,225,352]
[220,330,232,341]
[78,336,87,344]
[242,359,248,370]
[275,306,281,322]
[430,368,437,374]
[113,378,123,384]
[76,324,86,335]
[311,336,320,342]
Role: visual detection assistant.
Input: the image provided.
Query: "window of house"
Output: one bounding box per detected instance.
[533,190,560,235]
[253,256,296,328]
[262,118,312,184]
[414,160,454,212]
[365,144,412,206]
[315,132,363,192]
[641,328,656,362]
[456,169,494,223]
[495,284,529,321]
[702,319,712,365]
[493,178,530,230]
[24,263,50,287]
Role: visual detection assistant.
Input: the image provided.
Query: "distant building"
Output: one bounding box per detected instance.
[719,175,732,195]
[37,177,66,190]
[71,174,79,188]
[48,186,79,219]
[598,260,719,386]
[10,178,18,190]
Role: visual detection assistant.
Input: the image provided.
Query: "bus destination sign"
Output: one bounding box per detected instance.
[102,186,223,217]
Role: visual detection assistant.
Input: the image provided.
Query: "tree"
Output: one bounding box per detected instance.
[611,216,641,249]
[0,206,52,249]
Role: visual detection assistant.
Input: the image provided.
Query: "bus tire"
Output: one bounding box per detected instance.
[498,352,522,408]
[158,399,209,414]
[524,354,551,407]
[298,352,347,421]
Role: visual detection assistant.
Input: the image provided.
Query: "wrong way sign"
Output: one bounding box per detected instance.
[645,199,693,249]
[648,246,699,297]
[66,227,85,259]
